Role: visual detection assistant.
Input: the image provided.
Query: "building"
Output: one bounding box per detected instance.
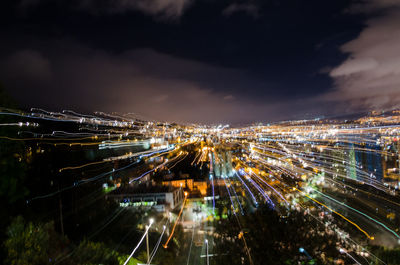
[162,178,208,196]
[107,185,184,212]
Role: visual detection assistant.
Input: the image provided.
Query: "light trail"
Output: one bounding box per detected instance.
[186,224,195,265]
[295,200,381,264]
[294,187,375,240]
[148,224,167,264]
[191,149,202,165]
[4,106,400,264]
[129,161,167,184]
[167,151,188,170]
[225,176,244,214]
[28,159,141,202]
[211,174,216,215]
[242,171,274,207]
[129,150,186,184]
[312,188,400,239]
[163,192,188,248]
[0,136,102,145]
[339,248,362,265]
[205,239,209,265]
[249,171,289,205]
[325,177,400,208]
[59,160,109,172]
[223,178,239,214]
[252,145,389,193]
[123,219,154,265]
[234,171,258,206]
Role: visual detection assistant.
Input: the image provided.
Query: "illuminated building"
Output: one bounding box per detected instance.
[107,186,184,212]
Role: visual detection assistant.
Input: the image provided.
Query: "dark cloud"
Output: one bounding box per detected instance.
[2,0,382,123]
[81,0,192,19]
[0,40,280,124]
[18,0,192,19]
[327,0,400,112]
[1,50,51,81]
[346,0,400,13]
[0,38,335,124]
[222,2,259,18]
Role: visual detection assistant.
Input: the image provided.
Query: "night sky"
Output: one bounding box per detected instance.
[1,0,400,124]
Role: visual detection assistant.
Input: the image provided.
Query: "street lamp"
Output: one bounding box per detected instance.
[147,218,154,264]
[299,247,312,260]
[205,239,209,265]
[123,219,154,265]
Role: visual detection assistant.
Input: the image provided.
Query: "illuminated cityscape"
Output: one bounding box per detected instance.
[2,0,400,264]
[1,109,400,264]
